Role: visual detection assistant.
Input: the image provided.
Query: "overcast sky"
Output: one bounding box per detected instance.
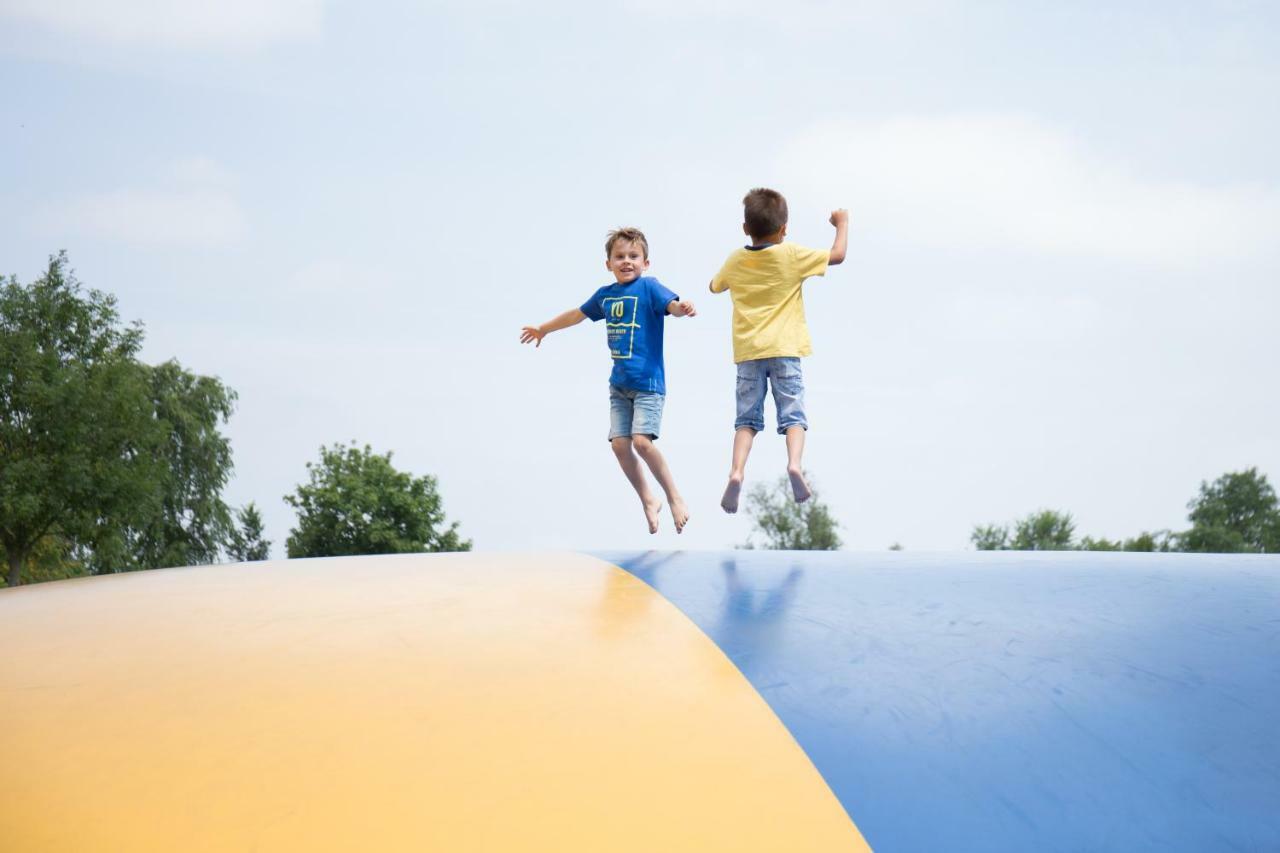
[3,1,1278,556]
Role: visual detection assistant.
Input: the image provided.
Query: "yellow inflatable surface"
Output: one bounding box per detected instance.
[1,552,867,851]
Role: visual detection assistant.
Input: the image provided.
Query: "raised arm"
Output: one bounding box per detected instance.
[828,208,849,266]
[520,308,586,347]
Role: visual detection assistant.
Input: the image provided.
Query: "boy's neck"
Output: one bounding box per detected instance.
[749,228,785,248]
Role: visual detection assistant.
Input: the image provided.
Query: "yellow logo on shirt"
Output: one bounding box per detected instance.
[602,296,640,360]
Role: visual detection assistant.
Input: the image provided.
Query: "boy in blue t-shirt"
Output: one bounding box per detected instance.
[521,227,696,534]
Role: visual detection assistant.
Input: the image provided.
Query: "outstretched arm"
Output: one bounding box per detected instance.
[828,208,849,266]
[667,299,697,317]
[520,308,586,347]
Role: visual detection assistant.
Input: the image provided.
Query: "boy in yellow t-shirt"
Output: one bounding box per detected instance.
[709,187,849,513]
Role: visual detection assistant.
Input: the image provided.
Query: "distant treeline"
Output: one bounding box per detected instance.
[972,468,1280,553]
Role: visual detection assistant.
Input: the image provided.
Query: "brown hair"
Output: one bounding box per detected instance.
[605,227,649,259]
[743,187,788,241]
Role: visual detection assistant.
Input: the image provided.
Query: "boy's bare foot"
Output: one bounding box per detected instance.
[643,497,663,534]
[721,476,743,513]
[671,498,690,533]
[788,467,811,503]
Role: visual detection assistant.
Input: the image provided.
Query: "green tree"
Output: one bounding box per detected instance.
[970,523,1010,551]
[1010,510,1076,550]
[226,502,271,562]
[2,253,160,586]
[1,253,238,585]
[285,443,471,557]
[741,474,841,550]
[976,513,1181,553]
[1046,531,1176,552]
[1120,530,1176,552]
[972,510,1076,551]
[0,533,88,586]
[970,470,1280,555]
[80,360,237,573]
[1179,468,1280,553]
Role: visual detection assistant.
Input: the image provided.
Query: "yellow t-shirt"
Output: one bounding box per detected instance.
[710,242,830,363]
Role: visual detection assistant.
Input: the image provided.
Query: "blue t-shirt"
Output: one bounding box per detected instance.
[580,276,678,395]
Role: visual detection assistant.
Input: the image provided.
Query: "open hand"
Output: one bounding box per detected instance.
[520,325,545,346]
[675,300,697,317]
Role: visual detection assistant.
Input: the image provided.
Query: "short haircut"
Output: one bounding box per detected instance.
[605,227,649,259]
[743,188,788,240]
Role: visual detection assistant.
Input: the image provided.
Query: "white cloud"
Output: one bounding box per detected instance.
[52,158,247,248]
[0,0,322,50]
[779,115,1280,266]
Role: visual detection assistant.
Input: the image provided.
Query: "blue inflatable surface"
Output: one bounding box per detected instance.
[597,550,1280,853]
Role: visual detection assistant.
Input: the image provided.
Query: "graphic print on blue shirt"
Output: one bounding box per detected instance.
[579,276,678,395]
[602,295,639,360]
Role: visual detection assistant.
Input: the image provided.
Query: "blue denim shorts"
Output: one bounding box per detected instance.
[609,385,665,440]
[735,357,807,434]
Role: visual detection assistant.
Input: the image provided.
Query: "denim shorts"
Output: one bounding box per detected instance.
[735,357,807,434]
[609,385,665,440]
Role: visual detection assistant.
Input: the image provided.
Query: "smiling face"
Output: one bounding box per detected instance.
[606,239,650,284]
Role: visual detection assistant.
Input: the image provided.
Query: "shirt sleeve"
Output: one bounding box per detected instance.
[579,289,604,321]
[648,278,679,316]
[709,254,735,293]
[790,243,830,280]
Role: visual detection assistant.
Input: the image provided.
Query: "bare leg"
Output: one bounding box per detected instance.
[611,437,662,533]
[721,427,757,513]
[632,435,689,533]
[785,426,810,503]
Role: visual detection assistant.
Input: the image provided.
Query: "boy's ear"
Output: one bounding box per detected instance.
[742,223,751,237]
[780,223,788,238]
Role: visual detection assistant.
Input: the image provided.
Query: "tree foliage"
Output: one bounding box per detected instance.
[3,253,154,585]
[969,470,1280,554]
[971,523,1010,551]
[1179,468,1280,553]
[284,443,471,558]
[971,510,1075,551]
[1077,535,1122,552]
[226,502,271,562]
[1010,510,1076,551]
[1,252,237,584]
[0,534,88,586]
[79,360,237,574]
[1077,531,1176,552]
[971,509,1172,553]
[741,474,841,551]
